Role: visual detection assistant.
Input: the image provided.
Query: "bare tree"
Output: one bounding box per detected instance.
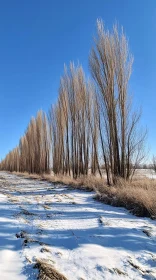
[152,156,156,173]
[48,63,92,178]
[89,19,145,184]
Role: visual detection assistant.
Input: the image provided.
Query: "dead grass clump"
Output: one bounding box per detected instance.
[40,247,51,253]
[113,268,127,276]
[42,174,95,191]
[95,178,156,219]
[35,258,67,280]
[20,209,36,216]
[12,171,41,180]
[9,197,19,203]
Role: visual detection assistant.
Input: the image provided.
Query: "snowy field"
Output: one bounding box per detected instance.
[134,169,156,179]
[0,172,155,280]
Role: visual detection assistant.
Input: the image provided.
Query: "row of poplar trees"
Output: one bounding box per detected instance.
[0,20,145,185]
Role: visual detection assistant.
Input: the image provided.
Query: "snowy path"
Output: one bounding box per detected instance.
[0,172,155,280]
[0,194,26,279]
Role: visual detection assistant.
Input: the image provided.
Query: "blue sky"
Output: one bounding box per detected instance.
[0,0,156,160]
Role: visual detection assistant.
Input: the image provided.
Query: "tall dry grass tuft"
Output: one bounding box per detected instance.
[35,258,67,280]
[95,178,156,218]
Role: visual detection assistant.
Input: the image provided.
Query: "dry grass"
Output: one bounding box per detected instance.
[35,258,67,280]
[95,178,156,219]
[11,171,156,219]
[12,171,41,180]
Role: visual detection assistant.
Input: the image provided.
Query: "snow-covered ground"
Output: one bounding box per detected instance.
[0,172,155,280]
[134,169,156,179]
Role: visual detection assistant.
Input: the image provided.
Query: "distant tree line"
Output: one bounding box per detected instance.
[0,20,145,185]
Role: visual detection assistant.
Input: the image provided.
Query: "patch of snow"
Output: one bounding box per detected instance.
[0,172,155,279]
[0,194,26,279]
